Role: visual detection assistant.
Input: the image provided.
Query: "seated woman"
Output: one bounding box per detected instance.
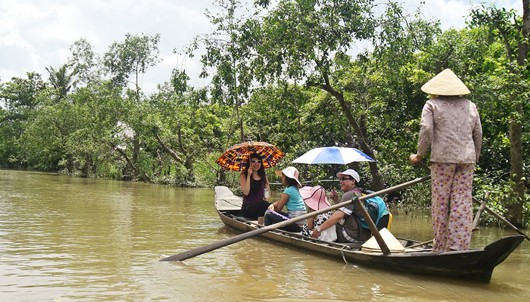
[300,186,337,242]
[264,167,307,232]
[240,153,271,224]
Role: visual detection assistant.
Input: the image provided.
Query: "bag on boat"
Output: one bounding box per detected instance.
[358,195,389,230]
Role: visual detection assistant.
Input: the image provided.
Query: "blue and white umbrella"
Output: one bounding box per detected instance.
[292,146,374,165]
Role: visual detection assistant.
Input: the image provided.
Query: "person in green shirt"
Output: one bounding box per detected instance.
[264,167,307,232]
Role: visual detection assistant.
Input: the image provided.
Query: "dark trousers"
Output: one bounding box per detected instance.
[263,210,302,232]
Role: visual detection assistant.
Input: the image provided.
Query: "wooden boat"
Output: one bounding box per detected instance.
[214,186,524,283]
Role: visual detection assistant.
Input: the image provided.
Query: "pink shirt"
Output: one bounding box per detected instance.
[417,96,482,164]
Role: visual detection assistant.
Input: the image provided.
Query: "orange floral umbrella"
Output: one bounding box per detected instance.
[216,141,285,171]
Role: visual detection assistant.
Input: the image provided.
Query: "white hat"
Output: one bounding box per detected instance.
[336,169,360,183]
[421,69,470,96]
[275,166,302,186]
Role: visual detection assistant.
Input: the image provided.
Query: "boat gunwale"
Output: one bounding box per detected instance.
[214,186,524,283]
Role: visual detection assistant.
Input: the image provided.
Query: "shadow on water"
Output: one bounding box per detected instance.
[0,170,528,301]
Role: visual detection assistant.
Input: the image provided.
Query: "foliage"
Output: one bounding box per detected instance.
[103,33,161,97]
[467,4,529,226]
[187,0,259,142]
[68,38,101,86]
[0,1,527,227]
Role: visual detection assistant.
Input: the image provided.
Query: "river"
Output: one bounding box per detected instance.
[0,169,528,301]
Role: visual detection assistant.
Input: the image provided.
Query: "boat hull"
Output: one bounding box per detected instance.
[215,186,524,283]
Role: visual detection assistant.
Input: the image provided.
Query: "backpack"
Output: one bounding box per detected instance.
[358,195,389,230]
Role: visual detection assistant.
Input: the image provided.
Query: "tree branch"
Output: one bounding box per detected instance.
[154,133,182,163]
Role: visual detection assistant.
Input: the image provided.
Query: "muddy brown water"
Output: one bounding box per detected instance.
[0,169,528,301]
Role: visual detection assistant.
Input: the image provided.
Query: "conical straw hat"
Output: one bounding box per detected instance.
[361,228,406,253]
[421,69,470,96]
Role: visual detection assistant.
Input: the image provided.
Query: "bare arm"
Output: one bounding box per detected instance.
[264,175,271,201]
[270,192,288,212]
[240,169,253,196]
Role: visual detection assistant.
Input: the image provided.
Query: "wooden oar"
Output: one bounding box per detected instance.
[472,196,530,242]
[407,239,433,249]
[160,175,432,261]
[472,192,489,230]
[406,227,482,249]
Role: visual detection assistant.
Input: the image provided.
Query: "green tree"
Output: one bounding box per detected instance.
[244,0,410,189]
[469,4,529,226]
[144,73,228,185]
[0,73,47,168]
[18,93,75,171]
[103,33,161,99]
[243,83,348,183]
[46,64,76,100]
[188,0,257,142]
[68,38,101,87]
[69,82,133,178]
[0,72,47,115]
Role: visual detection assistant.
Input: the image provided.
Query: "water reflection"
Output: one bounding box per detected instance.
[0,169,528,301]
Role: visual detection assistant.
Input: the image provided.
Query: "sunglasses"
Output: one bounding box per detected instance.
[250,160,262,164]
[339,177,353,181]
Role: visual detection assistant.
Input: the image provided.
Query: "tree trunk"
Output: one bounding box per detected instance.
[154,133,182,163]
[506,0,529,227]
[320,83,384,190]
[132,137,140,179]
[217,169,226,186]
[507,104,525,227]
[66,154,74,175]
[185,157,195,183]
[115,147,139,177]
[81,153,90,178]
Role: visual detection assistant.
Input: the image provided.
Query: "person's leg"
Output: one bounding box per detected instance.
[263,210,301,232]
[263,210,281,225]
[283,223,302,232]
[447,163,475,251]
[257,200,271,225]
[241,204,258,220]
[431,163,456,252]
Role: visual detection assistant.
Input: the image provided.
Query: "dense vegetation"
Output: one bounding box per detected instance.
[0,0,528,227]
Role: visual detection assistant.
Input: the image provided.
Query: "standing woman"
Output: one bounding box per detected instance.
[240,153,271,224]
[410,69,482,252]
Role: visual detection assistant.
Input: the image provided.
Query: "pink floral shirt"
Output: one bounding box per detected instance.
[417,96,482,163]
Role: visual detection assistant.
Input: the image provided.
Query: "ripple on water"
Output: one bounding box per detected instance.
[1,170,529,301]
